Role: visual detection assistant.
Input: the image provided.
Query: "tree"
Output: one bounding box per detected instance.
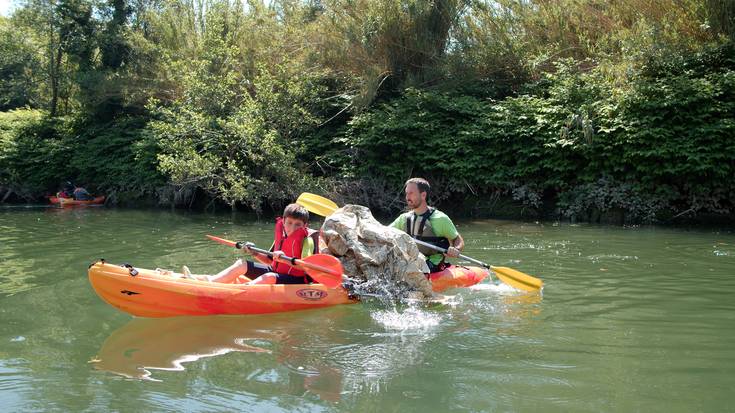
[13,0,65,116]
[0,17,42,110]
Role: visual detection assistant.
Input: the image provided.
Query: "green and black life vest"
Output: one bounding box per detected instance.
[406,207,451,258]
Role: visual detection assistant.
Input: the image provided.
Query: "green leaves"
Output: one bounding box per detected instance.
[148,57,326,211]
[0,20,41,110]
[338,42,735,221]
[0,110,162,199]
[1,0,733,222]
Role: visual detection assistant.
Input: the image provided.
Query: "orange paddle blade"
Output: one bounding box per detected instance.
[301,254,344,288]
[206,235,238,248]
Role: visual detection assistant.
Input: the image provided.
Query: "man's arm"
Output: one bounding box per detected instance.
[453,233,464,249]
[432,213,462,258]
[388,214,406,231]
[446,233,464,257]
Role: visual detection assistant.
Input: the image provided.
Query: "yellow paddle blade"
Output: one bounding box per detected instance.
[296,192,339,217]
[491,266,543,292]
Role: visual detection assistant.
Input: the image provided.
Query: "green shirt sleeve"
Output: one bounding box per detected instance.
[389,214,407,231]
[301,236,314,258]
[388,210,459,268]
[430,211,459,241]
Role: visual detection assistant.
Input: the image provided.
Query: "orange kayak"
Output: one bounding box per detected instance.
[429,265,488,292]
[50,195,105,206]
[88,261,488,317]
[89,261,358,317]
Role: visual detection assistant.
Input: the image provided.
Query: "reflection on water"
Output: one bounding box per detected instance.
[92,312,347,402]
[91,316,278,381]
[90,303,475,404]
[0,207,114,296]
[328,305,444,399]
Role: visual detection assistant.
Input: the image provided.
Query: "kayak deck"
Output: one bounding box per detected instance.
[89,261,357,317]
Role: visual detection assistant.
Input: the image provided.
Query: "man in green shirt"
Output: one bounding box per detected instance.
[389,177,465,272]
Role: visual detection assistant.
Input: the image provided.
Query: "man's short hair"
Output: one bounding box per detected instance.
[283,203,309,223]
[405,177,431,196]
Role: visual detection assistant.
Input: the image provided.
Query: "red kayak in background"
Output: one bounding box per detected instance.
[49,195,105,206]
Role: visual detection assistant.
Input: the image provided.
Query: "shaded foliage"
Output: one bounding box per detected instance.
[0,109,162,200]
[147,3,330,210]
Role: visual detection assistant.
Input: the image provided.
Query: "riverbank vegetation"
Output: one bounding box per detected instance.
[1,0,733,223]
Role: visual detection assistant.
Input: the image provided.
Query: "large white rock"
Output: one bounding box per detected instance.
[320,204,435,299]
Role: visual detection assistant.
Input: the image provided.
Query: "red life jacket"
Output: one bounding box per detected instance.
[271,217,320,280]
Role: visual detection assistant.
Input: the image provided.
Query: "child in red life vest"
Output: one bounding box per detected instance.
[210,203,320,285]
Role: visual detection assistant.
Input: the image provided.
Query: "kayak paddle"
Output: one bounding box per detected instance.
[206,235,344,288]
[296,192,340,217]
[295,192,544,292]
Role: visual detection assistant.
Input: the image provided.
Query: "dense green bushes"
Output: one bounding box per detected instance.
[2,40,732,222]
[0,19,40,110]
[0,109,162,201]
[146,6,331,212]
[338,42,735,222]
[0,110,65,199]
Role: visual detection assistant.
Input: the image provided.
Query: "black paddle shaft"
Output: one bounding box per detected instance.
[413,239,490,269]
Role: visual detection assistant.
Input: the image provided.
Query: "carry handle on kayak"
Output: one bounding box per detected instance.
[206,235,344,288]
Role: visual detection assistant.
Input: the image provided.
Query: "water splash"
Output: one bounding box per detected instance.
[370,307,442,331]
[348,276,435,305]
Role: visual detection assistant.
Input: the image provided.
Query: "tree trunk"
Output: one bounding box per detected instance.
[49,38,63,117]
[1,188,13,203]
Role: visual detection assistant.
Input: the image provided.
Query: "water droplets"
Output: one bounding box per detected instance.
[370,307,442,331]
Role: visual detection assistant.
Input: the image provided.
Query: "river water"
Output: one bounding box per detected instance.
[1,206,733,412]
